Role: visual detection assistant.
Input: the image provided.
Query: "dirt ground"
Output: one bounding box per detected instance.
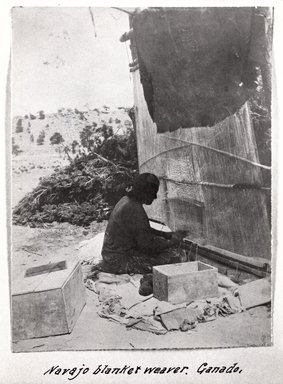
[11,224,272,352]
[10,158,272,352]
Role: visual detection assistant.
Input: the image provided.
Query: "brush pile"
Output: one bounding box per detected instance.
[13,118,138,227]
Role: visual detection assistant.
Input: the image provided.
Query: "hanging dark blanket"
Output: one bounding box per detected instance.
[132,7,271,132]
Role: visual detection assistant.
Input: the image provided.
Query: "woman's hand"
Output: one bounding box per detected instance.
[171,230,187,244]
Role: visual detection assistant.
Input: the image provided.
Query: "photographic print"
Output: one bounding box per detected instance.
[10,6,273,353]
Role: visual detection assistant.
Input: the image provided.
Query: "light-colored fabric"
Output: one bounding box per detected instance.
[217,273,239,290]
[157,307,199,331]
[85,271,256,335]
[237,278,271,309]
[76,232,105,264]
[127,297,185,319]
[126,317,168,335]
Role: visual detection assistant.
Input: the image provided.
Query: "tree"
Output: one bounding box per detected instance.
[79,123,97,150]
[71,140,79,154]
[38,110,45,120]
[50,132,64,145]
[74,108,86,120]
[12,138,21,155]
[37,130,45,145]
[16,119,23,133]
[124,119,132,128]
[30,134,34,143]
[125,107,136,128]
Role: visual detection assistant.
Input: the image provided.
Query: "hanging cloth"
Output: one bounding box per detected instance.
[132,7,271,132]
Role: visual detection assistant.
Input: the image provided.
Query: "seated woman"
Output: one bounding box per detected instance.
[99,173,184,276]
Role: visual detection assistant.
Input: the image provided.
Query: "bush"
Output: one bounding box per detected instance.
[71,140,79,154]
[16,119,23,133]
[37,130,45,145]
[12,138,22,155]
[79,123,97,150]
[74,108,87,121]
[50,132,64,145]
[13,110,138,227]
[38,110,45,120]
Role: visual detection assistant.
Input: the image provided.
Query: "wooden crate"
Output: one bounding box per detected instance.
[153,261,218,304]
[12,258,86,341]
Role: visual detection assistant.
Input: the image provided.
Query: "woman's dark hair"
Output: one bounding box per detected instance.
[127,173,159,201]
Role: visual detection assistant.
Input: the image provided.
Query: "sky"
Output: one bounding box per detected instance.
[11,7,134,116]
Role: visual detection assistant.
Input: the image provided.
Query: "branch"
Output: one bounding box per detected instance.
[111,7,134,15]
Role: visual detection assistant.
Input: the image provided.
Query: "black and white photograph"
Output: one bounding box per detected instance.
[2,1,283,382]
[2,2,283,381]
[8,5,275,354]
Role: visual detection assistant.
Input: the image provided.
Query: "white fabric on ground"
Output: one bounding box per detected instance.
[76,232,105,264]
[217,273,239,289]
[85,271,264,335]
[237,278,271,309]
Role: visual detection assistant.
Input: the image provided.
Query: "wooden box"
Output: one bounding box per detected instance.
[153,261,218,304]
[12,259,86,341]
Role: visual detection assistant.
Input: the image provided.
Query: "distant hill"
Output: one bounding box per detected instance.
[12,106,133,155]
[12,105,138,226]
